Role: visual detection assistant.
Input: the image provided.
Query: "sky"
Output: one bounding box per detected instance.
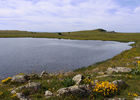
[0,0,140,32]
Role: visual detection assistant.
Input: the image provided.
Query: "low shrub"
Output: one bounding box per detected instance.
[1,77,12,84]
[61,77,75,87]
[88,81,119,98]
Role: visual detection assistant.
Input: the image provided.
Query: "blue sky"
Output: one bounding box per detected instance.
[0,0,140,32]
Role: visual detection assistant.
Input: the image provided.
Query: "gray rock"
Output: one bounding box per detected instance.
[107,67,132,73]
[11,90,16,94]
[134,96,140,100]
[57,87,69,96]
[57,84,89,96]
[96,75,110,78]
[112,80,128,89]
[40,71,48,77]
[45,90,53,98]
[16,93,29,100]
[72,74,84,85]
[104,98,126,100]
[98,72,105,75]
[25,82,41,91]
[12,75,29,83]
[134,57,140,60]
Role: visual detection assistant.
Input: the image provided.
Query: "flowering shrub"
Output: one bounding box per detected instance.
[90,81,118,98]
[132,61,140,75]
[128,92,139,97]
[1,77,12,84]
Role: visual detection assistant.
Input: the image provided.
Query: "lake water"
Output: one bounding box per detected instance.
[0,38,133,78]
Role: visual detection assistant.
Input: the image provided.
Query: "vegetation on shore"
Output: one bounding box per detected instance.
[0,29,140,99]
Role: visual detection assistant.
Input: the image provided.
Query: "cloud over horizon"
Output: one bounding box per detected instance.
[0,0,140,32]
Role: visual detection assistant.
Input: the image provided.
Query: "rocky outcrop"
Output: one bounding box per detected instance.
[57,84,89,96]
[134,57,140,60]
[45,90,53,99]
[104,98,126,100]
[40,71,48,77]
[16,93,30,100]
[72,74,84,85]
[25,82,41,91]
[112,80,128,89]
[11,75,29,83]
[107,67,132,73]
[134,96,140,100]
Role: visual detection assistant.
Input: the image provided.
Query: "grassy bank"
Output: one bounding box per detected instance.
[0,29,140,99]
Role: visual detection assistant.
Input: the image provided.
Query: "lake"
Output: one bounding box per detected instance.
[0,38,133,78]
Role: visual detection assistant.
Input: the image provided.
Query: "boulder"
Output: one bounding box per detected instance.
[11,75,29,83]
[104,98,126,100]
[134,96,140,100]
[96,75,110,78]
[134,57,140,60]
[45,90,53,98]
[107,67,132,73]
[25,82,41,91]
[98,72,105,75]
[57,88,69,96]
[40,71,48,77]
[112,80,128,89]
[57,84,89,96]
[16,93,29,100]
[72,74,84,85]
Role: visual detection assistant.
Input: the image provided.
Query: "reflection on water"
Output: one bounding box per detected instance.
[0,38,133,78]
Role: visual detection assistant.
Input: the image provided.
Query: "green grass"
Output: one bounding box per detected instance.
[0,29,140,99]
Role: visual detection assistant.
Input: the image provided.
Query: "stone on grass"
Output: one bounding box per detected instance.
[40,71,48,77]
[72,74,84,85]
[16,93,29,100]
[45,90,53,98]
[112,80,128,89]
[107,67,132,73]
[25,82,41,91]
[134,96,140,100]
[57,87,69,96]
[57,84,89,96]
[105,98,126,100]
[96,75,110,78]
[98,72,105,75]
[134,57,140,60]
[11,75,29,83]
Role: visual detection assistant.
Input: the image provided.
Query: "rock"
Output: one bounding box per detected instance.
[104,98,126,100]
[57,84,89,96]
[57,87,69,96]
[40,71,48,77]
[72,74,84,85]
[107,67,132,73]
[45,90,53,98]
[11,75,29,83]
[96,75,110,78]
[134,96,140,100]
[25,82,41,91]
[98,72,105,75]
[112,80,128,89]
[134,57,140,60]
[16,93,29,100]
[11,90,16,94]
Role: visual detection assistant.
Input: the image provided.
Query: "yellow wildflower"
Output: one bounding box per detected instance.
[1,77,12,84]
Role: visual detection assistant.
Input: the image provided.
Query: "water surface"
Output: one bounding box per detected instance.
[0,38,133,78]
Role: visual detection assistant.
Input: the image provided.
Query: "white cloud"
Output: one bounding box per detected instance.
[0,0,140,32]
